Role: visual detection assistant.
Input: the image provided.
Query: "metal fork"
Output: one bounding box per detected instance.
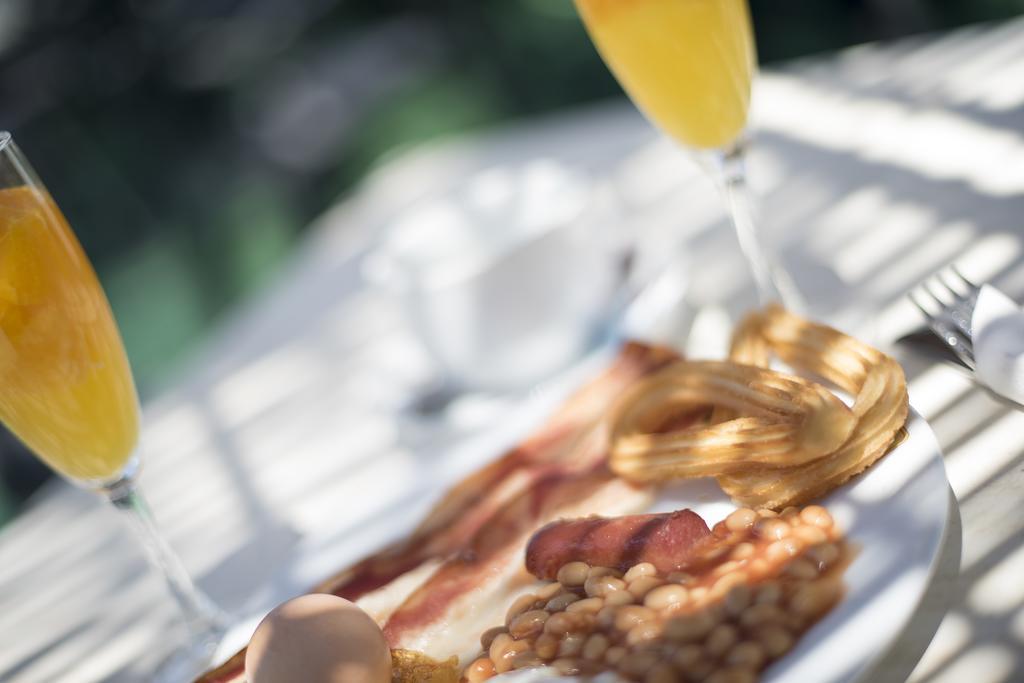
[908,266,980,370]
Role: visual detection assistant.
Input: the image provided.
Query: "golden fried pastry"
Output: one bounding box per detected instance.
[606,306,908,511]
[716,306,908,510]
[608,360,856,481]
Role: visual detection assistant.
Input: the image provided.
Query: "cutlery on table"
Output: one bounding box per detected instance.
[906,267,1024,409]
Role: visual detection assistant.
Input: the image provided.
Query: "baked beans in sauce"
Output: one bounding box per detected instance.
[464,506,848,683]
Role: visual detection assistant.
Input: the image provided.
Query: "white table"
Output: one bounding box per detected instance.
[3,18,1024,683]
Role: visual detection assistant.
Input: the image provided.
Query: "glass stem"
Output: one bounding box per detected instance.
[705,142,804,311]
[106,479,228,645]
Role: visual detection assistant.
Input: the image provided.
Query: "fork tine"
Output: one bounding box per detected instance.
[949,265,980,295]
[928,277,975,335]
[937,271,970,304]
[923,280,954,307]
[908,290,937,320]
[907,267,983,371]
[908,288,976,369]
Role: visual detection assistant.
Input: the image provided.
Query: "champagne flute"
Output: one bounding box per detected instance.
[0,132,228,681]
[573,0,801,308]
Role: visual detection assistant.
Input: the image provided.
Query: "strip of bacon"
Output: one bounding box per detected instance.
[524,509,711,579]
[196,342,679,683]
[383,468,654,662]
[317,343,677,603]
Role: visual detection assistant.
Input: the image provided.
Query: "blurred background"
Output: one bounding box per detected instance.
[1,0,1023,525]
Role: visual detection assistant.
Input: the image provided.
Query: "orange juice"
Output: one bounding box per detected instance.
[0,186,139,482]
[574,0,755,150]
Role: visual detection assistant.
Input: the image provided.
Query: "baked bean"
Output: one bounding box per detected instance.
[755,582,782,605]
[704,623,739,658]
[645,584,689,610]
[551,658,583,675]
[753,625,794,657]
[480,625,507,650]
[566,597,605,614]
[806,542,840,569]
[756,508,778,518]
[765,538,803,564]
[617,651,660,677]
[670,643,703,669]
[596,605,618,629]
[761,540,790,565]
[667,571,695,585]
[557,562,590,587]
[615,605,657,631]
[534,632,559,660]
[705,667,756,683]
[629,576,665,600]
[509,610,549,639]
[784,558,819,580]
[689,586,709,604]
[799,505,833,528]
[780,506,799,521]
[739,603,786,628]
[713,560,743,577]
[545,611,591,637]
[558,633,585,658]
[664,612,717,642]
[489,633,514,664]
[725,508,759,532]
[627,621,662,646]
[745,559,771,580]
[704,545,731,563]
[493,639,530,674]
[793,525,828,546]
[711,571,749,600]
[511,649,543,670]
[536,582,563,601]
[585,574,627,598]
[464,657,496,683]
[725,641,765,670]
[683,657,716,682]
[645,662,679,683]
[724,585,752,616]
[546,592,580,611]
[789,580,839,618]
[731,542,756,560]
[506,593,542,624]
[604,645,627,665]
[624,562,658,582]
[582,633,609,660]
[605,589,636,607]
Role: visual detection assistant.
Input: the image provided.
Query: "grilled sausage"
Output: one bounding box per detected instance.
[525,509,711,579]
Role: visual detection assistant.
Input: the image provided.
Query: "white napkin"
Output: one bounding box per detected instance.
[971,284,1024,405]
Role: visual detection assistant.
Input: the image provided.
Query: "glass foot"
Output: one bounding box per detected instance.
[151,617,230,683]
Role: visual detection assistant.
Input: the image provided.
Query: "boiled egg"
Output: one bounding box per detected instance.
[245,593,391,683]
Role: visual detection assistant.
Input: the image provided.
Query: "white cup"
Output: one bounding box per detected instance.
[365,160,626,392]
